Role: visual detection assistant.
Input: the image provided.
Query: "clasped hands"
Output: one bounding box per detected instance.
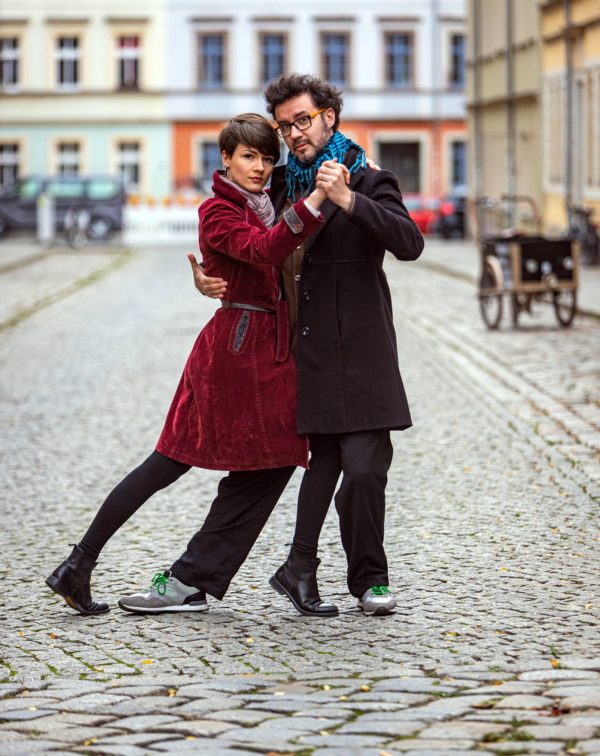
[314,159,353,212]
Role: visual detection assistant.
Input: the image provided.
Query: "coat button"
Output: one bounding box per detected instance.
[294,274,301,282]
[301,326,310,337]
[303,290,310,301]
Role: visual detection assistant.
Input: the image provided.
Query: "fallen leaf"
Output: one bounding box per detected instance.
[246,637,254,644]
[274,691,286,696]
[339,695,348,700]
[49,633,57,640]
[27,706,37,711]
[473,699,498,709]
[319,730,330,736]
[585,603,593,609]
[185,735,196,740]
[359,685,370,692]
[500,566,508,572]
[550,658,560,668]
[323,684,331,690]
[18,631,24,637]
[141,659,153,665]
[83,739,97,746]
[167,688,177,697]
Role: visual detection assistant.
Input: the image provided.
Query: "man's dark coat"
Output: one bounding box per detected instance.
[271,159,424,435]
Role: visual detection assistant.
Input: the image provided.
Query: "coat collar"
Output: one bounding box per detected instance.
[211,170,273,210]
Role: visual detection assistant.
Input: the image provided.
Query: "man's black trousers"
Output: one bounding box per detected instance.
[295,429,393,598]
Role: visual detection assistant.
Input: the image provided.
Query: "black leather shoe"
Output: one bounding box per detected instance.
[269,547,338,617]
[46,544,109,616]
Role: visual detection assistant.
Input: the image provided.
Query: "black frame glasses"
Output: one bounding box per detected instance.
[276,108,327,137]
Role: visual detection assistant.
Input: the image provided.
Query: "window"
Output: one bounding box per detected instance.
[450,140,466,189]
[585,65,600,190]
[449,34,465,89]
[117,141,141,193]
[544,75,565,187]
[198,141,221,192]
[385,33,413,89]
[260,33,285,85]
[56,36,80,90]
[117,36,140,90]
[321,33,349,87]
[47,179,85,199]
[56,142,81,176]
[198,34,225,89]
[0,38,19,90]
[0,143,19,188]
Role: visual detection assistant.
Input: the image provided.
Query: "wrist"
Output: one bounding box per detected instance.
[341,191,355,215]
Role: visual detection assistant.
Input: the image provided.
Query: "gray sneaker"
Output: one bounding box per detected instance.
[358,585,397,616]
[118,570,208,614]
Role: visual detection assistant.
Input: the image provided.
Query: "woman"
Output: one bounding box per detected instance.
[46,113,338,618]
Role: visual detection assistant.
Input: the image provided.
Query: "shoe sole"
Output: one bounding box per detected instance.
[357,601,397,616]
[269,576,338,617]
[117,599,208,614]
[46,576,110,616]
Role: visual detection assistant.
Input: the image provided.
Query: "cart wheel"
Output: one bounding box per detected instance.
[479,264,503,329]
[553,290,577,327]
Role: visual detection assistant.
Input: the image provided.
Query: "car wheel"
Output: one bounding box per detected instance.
[88,216,113,241]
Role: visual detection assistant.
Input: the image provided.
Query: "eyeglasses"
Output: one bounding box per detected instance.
[276,109,328,137]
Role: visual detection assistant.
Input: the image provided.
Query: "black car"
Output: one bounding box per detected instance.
[0,175,125,240]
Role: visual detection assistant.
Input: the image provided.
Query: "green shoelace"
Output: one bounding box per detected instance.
[371,585,391,595]
[149,572,168,596]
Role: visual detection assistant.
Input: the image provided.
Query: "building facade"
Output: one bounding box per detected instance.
[0,0,170,198]
[467,0,600,234]
[1,0,466,200]
[168,0,467,198]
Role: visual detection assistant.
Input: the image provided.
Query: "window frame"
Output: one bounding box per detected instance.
[448,32,465,90]
[383,30,415,90]
[320,31,351,88]
[257,31,288,87]
[54,34,81,92]
[0,36,20,91]
[116,34,141,91]
[0,141,21,189]
[197,31,228,90]
[113,138,144,195]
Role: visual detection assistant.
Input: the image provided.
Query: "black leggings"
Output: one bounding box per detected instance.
[81,451,190,556]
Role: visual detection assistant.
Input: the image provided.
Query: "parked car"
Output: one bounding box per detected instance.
[0,175,125,240]
[403,195,440,234]
[432,195,467,239]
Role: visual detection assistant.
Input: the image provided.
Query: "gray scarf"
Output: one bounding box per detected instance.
[221,176,275,229]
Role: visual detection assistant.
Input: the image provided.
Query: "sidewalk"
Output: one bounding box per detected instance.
[420,237,600,318]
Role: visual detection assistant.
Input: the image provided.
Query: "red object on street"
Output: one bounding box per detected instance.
[403,194,440,234]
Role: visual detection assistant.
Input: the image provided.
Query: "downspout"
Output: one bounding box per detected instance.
[564,0,573,211]
[473,0,483,198]
[506,0,516,226]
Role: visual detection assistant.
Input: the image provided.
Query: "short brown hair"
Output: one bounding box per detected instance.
[264,73,343,131]
[218,113,280,162]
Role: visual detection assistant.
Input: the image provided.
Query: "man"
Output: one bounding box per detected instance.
[196,74,424,616]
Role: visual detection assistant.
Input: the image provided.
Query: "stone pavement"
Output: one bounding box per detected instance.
[0,236,599,755]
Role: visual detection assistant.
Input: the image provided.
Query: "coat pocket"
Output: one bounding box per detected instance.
[227,309,253,355]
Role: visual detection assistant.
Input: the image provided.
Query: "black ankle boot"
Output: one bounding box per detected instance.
[46,545,109,616]
[269,547,338,617]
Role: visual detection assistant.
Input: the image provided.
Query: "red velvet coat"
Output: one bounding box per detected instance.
[156,172,322,471]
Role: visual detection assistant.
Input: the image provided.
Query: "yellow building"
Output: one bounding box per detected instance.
[467,0,600,235]
[541,0,600,232]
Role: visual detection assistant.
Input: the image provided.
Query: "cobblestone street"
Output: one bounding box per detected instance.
[1,240,599,755]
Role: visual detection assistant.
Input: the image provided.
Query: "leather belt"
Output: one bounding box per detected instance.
[221,301,274,313]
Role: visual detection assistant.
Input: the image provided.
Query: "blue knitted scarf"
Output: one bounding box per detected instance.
[285,130,366,201]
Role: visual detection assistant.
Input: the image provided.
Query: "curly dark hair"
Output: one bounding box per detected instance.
[218,113,280,162]
[264,73,343,131]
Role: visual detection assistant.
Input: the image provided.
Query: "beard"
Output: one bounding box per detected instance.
[293,121,332,165]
